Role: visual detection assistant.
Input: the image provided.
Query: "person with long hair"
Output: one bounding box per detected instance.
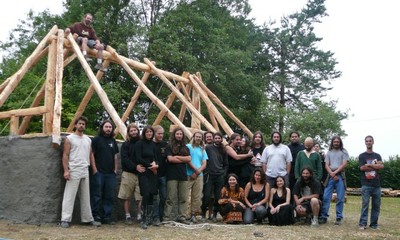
[226,133,253,181]
[135,125,158,229]
[186,131,208,223]
[163,128,191,223]
[117,123,144,225]
[267,176,294,226]
[90,120,119,224]
[243,168,269,224]
[319,136,349,225]
[293,167,322,227]
[218,173,246,223]
[201,132,228,223]
[238,136,254,188]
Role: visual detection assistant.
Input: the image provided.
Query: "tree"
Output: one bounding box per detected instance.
[147,0,265,133]
[259,0,346,141]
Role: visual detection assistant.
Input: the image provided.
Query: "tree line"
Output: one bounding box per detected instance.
[0,0,347,148]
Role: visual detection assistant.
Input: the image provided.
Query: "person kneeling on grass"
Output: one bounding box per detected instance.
[293,167,322,227]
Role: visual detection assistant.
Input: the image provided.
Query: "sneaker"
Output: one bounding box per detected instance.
[370,225,379,230]
[95,63,107,72]
[318,218,327,224]
[190,215,198,224]
[334,218,342,225]
[137,213,142,221]
[359,225,366,230]
[87,221,101,227]
[311,218,319,227]
[60,221,69,228]
[125,217,133,225]
[84,55,93,62]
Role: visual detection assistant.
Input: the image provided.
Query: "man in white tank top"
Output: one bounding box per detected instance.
[60,116,101,228]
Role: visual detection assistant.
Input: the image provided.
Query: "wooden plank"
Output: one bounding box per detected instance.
[9,115,19,135]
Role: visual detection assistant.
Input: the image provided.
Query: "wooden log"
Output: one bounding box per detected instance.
[194,73,253,138]
[145,58,217,133]
[0,25,58,107]
[43,39,57,134]
[66,61,109,132]
[52,30,64,147]
[110,47,193,139]
[67,34,127,138]
[17,81,45,134]
[0,106,47,119]
[189,75,233,136]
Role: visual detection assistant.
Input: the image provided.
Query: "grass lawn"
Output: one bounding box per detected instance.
[0,196,399,240]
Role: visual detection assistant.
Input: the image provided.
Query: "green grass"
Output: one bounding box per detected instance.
[0,196,399,240]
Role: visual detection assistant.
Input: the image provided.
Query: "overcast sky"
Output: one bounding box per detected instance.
[1,0,399,159]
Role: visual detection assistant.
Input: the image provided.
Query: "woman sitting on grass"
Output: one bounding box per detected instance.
[218,173,246,223]
[267,176,294,226]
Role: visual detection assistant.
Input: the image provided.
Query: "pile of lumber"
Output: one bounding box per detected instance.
[346,188,400,197]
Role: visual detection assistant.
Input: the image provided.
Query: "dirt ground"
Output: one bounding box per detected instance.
[1,196,399,240]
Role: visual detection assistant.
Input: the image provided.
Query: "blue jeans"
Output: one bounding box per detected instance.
[321,175,345,220]
[153,176,167,220]
[91,171,116,220]
[359,185,381,227]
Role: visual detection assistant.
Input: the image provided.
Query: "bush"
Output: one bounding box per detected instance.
[346,155,400,189]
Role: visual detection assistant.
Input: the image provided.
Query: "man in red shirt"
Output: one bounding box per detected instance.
[65,13,107,72]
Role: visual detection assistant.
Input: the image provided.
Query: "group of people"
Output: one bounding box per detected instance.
[60,117,384,231]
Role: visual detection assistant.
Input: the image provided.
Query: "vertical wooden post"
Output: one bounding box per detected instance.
[52,30,64,147]
[43,38,57,134]
[10,115,19,135]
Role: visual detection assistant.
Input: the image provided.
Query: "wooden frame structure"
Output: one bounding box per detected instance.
[0,25,252,147]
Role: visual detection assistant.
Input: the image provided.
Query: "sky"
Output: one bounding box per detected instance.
[1,0,399,159]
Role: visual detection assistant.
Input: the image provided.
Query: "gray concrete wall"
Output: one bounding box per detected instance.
[0,135,127,224]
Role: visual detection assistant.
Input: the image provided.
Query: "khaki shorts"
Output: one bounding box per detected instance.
[118,171,142,200]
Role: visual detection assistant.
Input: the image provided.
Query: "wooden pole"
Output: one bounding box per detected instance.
[0,106,47,119]
[43,38,57,134]
[108,46,193,138]
[178,84,191,122]
[144,58,217,133]
[9,115,19,135]
[52,30,64,147]
[0,25,58,107]
[67,34,127,139]
[191,83,201,130]
[153,84,182,126]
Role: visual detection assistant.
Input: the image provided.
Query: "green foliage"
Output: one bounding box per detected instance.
[345,156,400,189]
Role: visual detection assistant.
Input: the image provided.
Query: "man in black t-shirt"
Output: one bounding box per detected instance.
[91,120,119,224]
[358,135,384,230]
[293,167,321,227]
